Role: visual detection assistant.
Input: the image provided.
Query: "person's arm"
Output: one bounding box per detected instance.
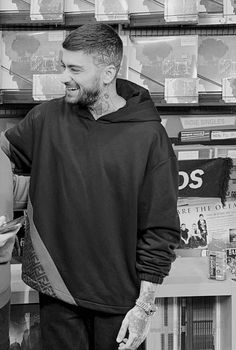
[13,174,30,211]
[117,127,180,350]
[0,218,23,263]
[0,105,38,176]
[117,280,158,349]
[0,149,29,263]
[136,156,180,284]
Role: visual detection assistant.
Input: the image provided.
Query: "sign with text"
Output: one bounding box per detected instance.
[178,158,233,204]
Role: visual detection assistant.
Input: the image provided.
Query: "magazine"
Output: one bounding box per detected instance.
[177,198,236,257]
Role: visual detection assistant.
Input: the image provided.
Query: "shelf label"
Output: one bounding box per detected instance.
[178,150,199,160]
[211,131,236,140]
[181,116,235,129]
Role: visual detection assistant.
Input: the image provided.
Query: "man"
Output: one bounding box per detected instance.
[0,148,29,350]
[197,214,208,246]
[1,23,180,350]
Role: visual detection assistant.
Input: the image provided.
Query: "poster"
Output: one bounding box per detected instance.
[177,198,236,256]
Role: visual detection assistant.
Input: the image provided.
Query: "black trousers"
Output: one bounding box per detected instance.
[39,293,146,350]
[0,301,10,350]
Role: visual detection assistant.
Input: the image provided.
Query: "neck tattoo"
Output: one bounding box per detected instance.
[89,92,121,120]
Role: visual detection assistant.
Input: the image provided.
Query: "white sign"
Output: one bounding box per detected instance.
[181,116,235,129]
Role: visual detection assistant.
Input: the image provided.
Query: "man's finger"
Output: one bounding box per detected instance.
[118,333,137,350]
[116,319,128,343]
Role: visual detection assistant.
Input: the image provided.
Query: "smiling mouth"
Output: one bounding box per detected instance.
[66,87,79,91]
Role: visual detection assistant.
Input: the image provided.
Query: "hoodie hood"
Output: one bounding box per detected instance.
[103,78,161,123]
[71,78,161,124]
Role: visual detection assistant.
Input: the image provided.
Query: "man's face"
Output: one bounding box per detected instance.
[60,48,104,106]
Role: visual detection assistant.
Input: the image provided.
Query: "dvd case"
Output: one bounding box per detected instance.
[0,30,65,92]
[64,0,95,14]
[0,0,31,12]
[95,0,129,22]
[30,0,64,21]
[198,35,236,93]
[223,0,236,23]
[222,77,236,103]
[174,144,214,160]
[128,35,198,95]
[198,0,224,25]
[128,0,164,16]
[164,77,198,104]
[164,0,198,23]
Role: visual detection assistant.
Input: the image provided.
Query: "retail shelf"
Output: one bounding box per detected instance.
[1,90,236,108]
[0,12,64,26]
[0,11,96,27]
[11,257,236,305]
[158,257,236,298]
[1,11,236,29]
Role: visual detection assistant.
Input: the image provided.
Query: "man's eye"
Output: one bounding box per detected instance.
[70,68,81,73]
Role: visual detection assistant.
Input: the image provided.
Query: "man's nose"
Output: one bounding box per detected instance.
[60,69,72,84]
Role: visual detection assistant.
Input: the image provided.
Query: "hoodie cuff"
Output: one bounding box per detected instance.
[138,273,164,285]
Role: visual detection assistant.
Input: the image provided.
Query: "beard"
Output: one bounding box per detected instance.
[64,81,101,107]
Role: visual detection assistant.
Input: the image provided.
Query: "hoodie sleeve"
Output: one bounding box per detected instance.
[0,107,37,176]
[13,175,30,210]
[137,131,180,284]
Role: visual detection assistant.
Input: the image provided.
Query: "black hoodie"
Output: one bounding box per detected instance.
[3,79,180,313]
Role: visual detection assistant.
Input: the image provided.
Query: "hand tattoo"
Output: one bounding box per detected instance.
[117,306,152,350]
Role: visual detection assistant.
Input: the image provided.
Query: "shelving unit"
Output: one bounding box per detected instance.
[11,256,236,300]
[11,257,236,349]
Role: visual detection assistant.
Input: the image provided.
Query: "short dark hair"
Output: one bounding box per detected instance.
[62,23,123,72]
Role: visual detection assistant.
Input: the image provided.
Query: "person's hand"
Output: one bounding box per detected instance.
[116,305,152,350]
[0,215,22,263]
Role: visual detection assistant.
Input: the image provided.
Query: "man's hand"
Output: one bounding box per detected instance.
[116,305,152,350]
[0,215,22,263]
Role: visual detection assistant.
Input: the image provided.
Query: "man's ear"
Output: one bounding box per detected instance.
[102,65,117,84]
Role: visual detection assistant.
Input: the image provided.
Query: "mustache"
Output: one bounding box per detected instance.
[64,83,80,89]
